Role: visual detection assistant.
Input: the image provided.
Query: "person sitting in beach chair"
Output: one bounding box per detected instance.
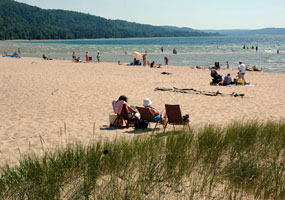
[210,69,223,85]
[112,95,139,127]
[142,98,167,125]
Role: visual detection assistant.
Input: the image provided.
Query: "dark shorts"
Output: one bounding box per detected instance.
[241,72,245,75]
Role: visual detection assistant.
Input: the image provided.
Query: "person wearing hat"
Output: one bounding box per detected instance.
[143,98,166,125]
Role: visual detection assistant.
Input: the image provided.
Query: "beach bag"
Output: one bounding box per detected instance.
[135,119,148,129]
[110,115,124,127]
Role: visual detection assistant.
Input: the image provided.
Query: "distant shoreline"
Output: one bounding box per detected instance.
[0,35,225,42]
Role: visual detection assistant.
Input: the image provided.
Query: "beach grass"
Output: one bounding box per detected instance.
[0,120,284,199]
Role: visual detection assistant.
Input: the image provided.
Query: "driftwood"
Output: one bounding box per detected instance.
[154,87,245,98]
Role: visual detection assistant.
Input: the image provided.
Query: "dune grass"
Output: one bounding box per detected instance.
[0,120,284,199]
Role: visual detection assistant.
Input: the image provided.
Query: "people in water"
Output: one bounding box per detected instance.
[173,48,177,54]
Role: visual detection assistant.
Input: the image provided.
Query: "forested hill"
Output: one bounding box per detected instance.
[0,0,218,40]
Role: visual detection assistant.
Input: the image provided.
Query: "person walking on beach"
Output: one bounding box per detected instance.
[86,52,89,63]
[97,52,100,63]
[238,61,247,80]
[164,56,168,65]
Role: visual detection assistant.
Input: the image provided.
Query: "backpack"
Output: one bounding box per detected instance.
[135,119,148,129]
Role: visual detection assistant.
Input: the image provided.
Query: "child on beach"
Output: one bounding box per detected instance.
[97,52,100,63]
[86,52,89,62]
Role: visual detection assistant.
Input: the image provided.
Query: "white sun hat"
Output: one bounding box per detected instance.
[143,98,152,107]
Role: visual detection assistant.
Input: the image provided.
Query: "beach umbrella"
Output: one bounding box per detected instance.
[132,51,143,59]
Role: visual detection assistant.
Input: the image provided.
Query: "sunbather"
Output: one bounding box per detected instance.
[143,98,167,125]
[112,95,139,119]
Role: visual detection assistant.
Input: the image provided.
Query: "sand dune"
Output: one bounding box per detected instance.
[0,57,284,165]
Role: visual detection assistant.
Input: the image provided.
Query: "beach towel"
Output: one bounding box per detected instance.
[112,100,126,114]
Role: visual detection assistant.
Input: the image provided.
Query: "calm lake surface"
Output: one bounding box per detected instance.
[1,35,285,73]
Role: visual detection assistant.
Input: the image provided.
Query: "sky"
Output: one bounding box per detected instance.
[15,0,285,30]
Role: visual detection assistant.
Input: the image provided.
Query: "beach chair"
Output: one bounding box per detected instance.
[112,101,137,127]
[164,104,190,132]
[136,106,160,132]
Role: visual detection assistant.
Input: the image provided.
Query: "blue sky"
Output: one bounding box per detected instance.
[16,0,285,29]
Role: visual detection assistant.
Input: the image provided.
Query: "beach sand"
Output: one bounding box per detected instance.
[0,56,284,166]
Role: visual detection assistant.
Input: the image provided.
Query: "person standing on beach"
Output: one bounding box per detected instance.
[238,61,246,80]
[72,51,76,62]
[226,61,229,69]
[142,53,147,66]
[97,52,100,63]
[86,52,89,62]
[164,56,168,65]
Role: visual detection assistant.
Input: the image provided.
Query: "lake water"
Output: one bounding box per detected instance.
[1,35,285,73]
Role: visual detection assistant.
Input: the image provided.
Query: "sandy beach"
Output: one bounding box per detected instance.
[0,56,284,166]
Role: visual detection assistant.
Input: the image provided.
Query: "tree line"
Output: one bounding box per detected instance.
[0,0,219,40]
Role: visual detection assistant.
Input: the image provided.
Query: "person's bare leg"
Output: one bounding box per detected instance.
[161,110,167,126]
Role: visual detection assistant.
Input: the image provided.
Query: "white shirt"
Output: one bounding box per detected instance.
[239,64,246,73]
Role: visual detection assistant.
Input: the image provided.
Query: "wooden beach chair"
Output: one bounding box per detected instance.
[164,104,190,132]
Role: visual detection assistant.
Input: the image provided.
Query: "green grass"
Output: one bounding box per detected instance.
[0,120,284,199]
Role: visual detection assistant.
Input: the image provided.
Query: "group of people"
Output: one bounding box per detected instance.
[243,45,258,52]
[72,51,101,63]
[210,61,248,85]
[112,95,189,128]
